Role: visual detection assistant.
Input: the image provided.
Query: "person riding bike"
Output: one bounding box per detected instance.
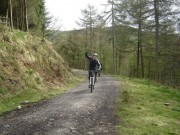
[85,52,101,86]
[97,61,102,77]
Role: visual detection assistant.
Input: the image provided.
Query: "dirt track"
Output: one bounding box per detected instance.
[0,70,120,135]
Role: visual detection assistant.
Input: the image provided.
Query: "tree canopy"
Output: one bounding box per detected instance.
[0,0,49,35]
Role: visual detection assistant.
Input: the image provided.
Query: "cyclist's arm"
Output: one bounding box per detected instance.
[85,52,92,60]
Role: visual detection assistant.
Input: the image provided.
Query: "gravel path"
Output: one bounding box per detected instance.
[0,72,120,135]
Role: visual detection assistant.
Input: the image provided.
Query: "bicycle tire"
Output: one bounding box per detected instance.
[90,77,93,93]
[91,84,93,92]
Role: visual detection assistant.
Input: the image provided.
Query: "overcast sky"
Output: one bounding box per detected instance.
[45,0,108,31]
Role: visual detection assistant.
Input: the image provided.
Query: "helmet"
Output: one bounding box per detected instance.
[93,53,98,56]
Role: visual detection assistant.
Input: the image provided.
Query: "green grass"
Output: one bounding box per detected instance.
[12,30,26,40]
[116,76,180,135]
[0,76,85,115]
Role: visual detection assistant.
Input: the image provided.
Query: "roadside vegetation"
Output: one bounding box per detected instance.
[0,30,85,115]
[116,76,180,135]
[0,76,84,115]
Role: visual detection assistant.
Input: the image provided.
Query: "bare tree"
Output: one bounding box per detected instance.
[77,4,98,54]
[103,0,117,74]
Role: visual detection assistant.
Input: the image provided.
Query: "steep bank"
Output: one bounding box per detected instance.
[0,30,74,112]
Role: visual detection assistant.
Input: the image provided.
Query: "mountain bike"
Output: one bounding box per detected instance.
[89,70,97,93]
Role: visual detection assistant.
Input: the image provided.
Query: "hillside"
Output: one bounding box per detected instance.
[0,30,73,111]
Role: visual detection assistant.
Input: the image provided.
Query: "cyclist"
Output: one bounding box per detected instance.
[85,52,101,87]
[97,61,102,77]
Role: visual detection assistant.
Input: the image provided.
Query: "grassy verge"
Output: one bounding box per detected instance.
[116,76,180,135]
[0,76,85,115]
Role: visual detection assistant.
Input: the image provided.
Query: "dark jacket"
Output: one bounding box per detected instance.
[85,52,100,71]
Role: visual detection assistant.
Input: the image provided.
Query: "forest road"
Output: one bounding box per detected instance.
[0,70,120,135]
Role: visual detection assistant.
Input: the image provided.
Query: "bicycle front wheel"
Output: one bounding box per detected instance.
[90,77,94,93]
[91,84,93,92]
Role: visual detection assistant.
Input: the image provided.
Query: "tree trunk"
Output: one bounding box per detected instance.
[15,9,19,29]
[111,0,116,74]
[138,2,144,78]
[140,43,144,78]
[137,33,140,78]
[154,0,160,81]
[99,35,102,61]
[115,51,118,74]
[9,0,13,31]
[24,0,28,31]
[84,26,88,69]
[6,0,9,26]
[118,54,121,75]
[21,3,24,30]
